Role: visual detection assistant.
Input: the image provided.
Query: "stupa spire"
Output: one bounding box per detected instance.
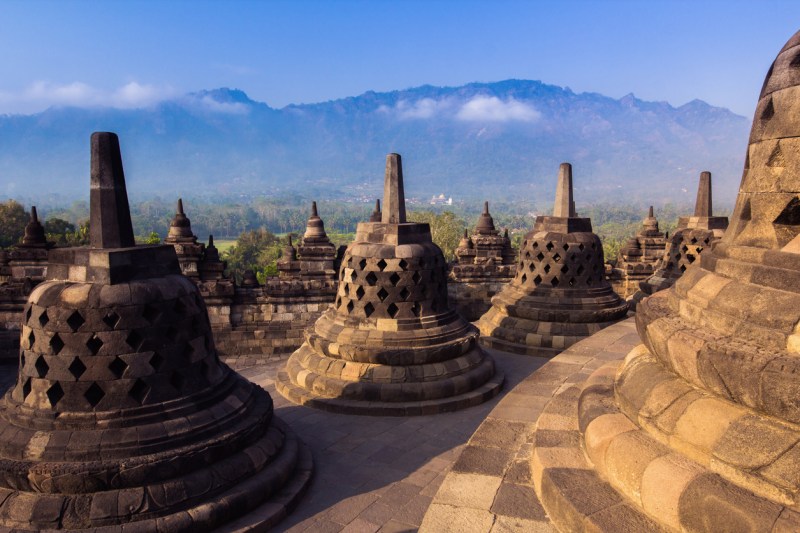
[553,163,576,217]
[89,132,135,249]
[694,171,713,217]
[382,153,406,224]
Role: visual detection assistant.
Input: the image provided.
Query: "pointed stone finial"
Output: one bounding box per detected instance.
[694,171,712,217]
[369,199,382,222]
[208,235,214,246]
[89,132,135,249]
[553,163,576,217]
[382,153,406,224]
[483,201,489,215]
[21,206,47,246]
[177,198,184,215]
[288,235,293,246]
[648,205,654,218]
[476,199,497,234]
[31,206,39,223]
[304,201,328,240]
[464,228,469,239]
[311,201,318,218]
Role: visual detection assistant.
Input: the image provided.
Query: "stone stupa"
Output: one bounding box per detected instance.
[477,163,628,356]
[164,198,204,279]
[635,171,728,302]
[449,201,517,320]
[608,206,667,299]
[276,153,504,415]
[536,30,800,531]
[0,132,311,531]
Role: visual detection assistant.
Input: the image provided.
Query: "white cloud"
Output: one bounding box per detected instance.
[0,81,178,114]
[380,95,540,123]
[191,95,249,115]
[456,96,540,122]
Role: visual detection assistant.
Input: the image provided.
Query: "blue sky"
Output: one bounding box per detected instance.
[0,0,797,116]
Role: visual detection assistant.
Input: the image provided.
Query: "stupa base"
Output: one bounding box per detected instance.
[275,368,504,416]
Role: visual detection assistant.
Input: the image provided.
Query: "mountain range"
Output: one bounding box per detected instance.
[0,80,750,206]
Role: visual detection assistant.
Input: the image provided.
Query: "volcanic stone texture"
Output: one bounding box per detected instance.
[0,132,311,531]
[609,207,667,300]
[276,153,503,415]
[477,163,628,357]
[536,29,800,531]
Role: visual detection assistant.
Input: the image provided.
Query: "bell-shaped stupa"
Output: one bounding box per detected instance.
[608,206,668,299]
[0,132,311,530]
[635,171,728,300]
[476,163,628,356]
[276,154,503,415]
[538,31,800,531]
[164,198,204,279]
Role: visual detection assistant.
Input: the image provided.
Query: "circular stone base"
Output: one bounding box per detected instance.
[275,370,504,416]
[477,334,562,357]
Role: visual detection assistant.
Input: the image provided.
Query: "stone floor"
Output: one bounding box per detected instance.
[0,317,640,532]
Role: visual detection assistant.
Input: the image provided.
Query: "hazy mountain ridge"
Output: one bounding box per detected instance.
[0,80,749,205]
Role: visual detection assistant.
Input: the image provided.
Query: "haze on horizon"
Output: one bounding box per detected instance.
[0,0,798,118]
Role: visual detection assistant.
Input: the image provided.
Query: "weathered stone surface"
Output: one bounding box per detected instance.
[276,153,503,415]
[476,163,628,356]
[0,132,311,531]
[607,206,667,300]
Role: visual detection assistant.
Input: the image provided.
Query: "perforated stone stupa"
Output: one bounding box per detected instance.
[449,201,517,320]
[535,30,800,531]
[276,153,503,415]
[608,206,667,299]
[0,132,311,531]
[476,163,628,356]
[635,171,728,301]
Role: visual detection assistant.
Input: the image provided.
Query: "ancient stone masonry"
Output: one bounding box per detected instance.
[634,171,728,304]
[276,153,504,415]
[0,132,312,531]
[534,31,800,531]
[476,163,628,356]
[449,201,517,320]
[607,206,667,299]
[164,198,204,279]
[0,207,54,362]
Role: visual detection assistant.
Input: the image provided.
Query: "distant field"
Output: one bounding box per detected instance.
[213,239,237,253]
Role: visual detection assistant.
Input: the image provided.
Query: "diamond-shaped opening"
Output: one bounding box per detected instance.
[561,265,569,274]
[531,241,537,249]
[791,51,800,68]
[377,288,389,302]
[142,304,161,324]
[398,259,408,270]
[170,372,185,390]
[46,382,64,407]
[387,303,399,318]
[591,242,596,250]
[525,251,531,259]
[412,272,421,284]
[22,377,31,399]
[521,273,527,284]
[551,277,560,287]
[546,242,554,251]
[355,286,365,299]
[86,335,103,355]
[350,270,357,282]
[587,276,594,286]
[344,283,350,294]
[690,237,698,245]
[365,272,378,286]
[149,351,165,371]
[389,272,401,286]
[126,331,144,350]
[335,297,342,308]
[38,310,49,327]
[411,303,421,317]
[399,287,410,300]
[703,238,710,245]
[578,243,585,251]
[108,356,128,378]
[528,263,535,272]
[66,310,85,332]
[27,330,35,350]
[20,353,25,370]
[536,252,545,261]
[84,382,105,408]
[681,245,689,253]
[534,274,542,285]
[686,254,696,264]
[569,277,576,287]
[346,300,354,314]
[34,356,49,378]
[129,378,150,405]
[377,259,387,271]
[102,311,120,329]
[49,333,64,354]
[363,302,375,317]
[761,97,775,121]
[544,264,551,274]
[680,264,687,272]
[358,258,367,270]
[552,253,561,262]
[25,306,32,323]
[563,243,570,251]
[68,357,87,380]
